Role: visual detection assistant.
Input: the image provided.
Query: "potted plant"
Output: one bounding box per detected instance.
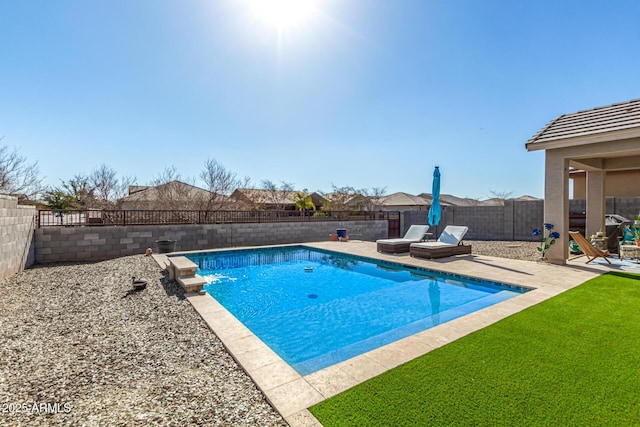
[532,223,560,262]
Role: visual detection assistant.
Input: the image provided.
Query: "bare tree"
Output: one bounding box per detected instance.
[89,164,136,209]
[62,173,96,208]
[0,138,44,200]
[489,190,514,200]
[150,165,185,187]
[199,158,248,211]
[260,180,294,210]
[148,166,204,211]
[325,184,359,211]
[361,186,387,211]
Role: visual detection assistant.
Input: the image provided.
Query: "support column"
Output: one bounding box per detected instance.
[585,170,606,237]
[544,151,569,264]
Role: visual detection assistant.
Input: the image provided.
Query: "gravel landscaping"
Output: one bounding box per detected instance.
[0,241,540,426]
[470,240,541,261]
[1,255,287,426]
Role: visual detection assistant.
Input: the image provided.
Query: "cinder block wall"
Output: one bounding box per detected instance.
[0,195,36,280]
[432,205,509,240]
[604,198,640,220]
[35,220,388,263]
[512,200,545,240]
[401,211,428,236]
[408,198,640,241]
[30,197,640,264]
[449,206,506,240]
[435,199,567,241]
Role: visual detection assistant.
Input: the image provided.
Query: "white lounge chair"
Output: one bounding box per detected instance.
[376,225,430,254]
[409,225,471,259]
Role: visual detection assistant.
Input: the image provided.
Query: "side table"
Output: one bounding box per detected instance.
[591,237,608,251]
[619,244,640,263]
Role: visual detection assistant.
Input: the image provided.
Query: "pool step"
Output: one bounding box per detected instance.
[168,256,206,294]
[177,275,207,294]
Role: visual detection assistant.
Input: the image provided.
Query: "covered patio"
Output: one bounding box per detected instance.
[526,98,640,264]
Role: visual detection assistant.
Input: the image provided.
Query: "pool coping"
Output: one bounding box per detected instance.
[153,241,603,427]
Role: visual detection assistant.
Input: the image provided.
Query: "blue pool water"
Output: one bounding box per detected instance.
[185,246,528,375]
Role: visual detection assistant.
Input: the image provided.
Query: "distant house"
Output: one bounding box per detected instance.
[418,193,481,207]
[376,192,431,211]
[431,194,480,207]
[417,193,538,207]
[321,192,366,211]
[374,192,535,211]
[119,181,224,210]
[570,168,640,198]
[230,188,326,211]
[513,195,541,202]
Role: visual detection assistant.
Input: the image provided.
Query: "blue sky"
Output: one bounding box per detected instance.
[1,0,639,200]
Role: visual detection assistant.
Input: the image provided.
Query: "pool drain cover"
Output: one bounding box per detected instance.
[308,294,318,299]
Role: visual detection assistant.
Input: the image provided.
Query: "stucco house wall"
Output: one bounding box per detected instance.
[571,169,640,199]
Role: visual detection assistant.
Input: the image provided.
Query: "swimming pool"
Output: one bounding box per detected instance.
[185,246,528,375]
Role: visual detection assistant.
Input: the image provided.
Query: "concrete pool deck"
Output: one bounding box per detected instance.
[156,241,611,427]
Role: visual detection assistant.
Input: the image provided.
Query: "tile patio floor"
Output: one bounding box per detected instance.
[161,241,621,426]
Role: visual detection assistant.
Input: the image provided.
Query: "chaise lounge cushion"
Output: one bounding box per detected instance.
[409,225,471,259]
[376,225,430,254]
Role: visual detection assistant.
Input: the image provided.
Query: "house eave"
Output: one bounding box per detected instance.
[525,127,640,152]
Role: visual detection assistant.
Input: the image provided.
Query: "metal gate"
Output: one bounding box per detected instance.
[386,211,400,238]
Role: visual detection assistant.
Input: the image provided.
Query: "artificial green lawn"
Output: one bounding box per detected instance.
[310,272,640,426]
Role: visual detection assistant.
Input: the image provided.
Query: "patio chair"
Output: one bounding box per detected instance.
[619,225,638,260]
[568,231,612,264]
[409,225,471,259]
[376,224,430,254]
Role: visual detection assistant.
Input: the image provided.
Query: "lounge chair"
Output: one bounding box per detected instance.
[568,231,612,264]
[619,225,639,260]
[376,225,430,254]
[409,225,471,259]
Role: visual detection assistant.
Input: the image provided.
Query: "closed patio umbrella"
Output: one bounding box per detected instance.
[428,166,441,227]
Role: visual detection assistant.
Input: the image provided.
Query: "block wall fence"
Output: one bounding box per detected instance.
[3,196,640,269]
[400,197,640,241]
[0,195,36,280]
[398,201,543,241]
[441,200,545,241]
[34,220,388,263]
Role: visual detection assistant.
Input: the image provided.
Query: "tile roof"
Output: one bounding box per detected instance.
[119,181,212,201]
[513,195,541,201]
[233,189,326,205]
[526,98,640,147]
[417,193,539,206]
[379,192,429,207]
[234,188,296,203]
[418,193,475,206]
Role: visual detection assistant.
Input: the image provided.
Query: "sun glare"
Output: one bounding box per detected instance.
[248,0,317,31]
